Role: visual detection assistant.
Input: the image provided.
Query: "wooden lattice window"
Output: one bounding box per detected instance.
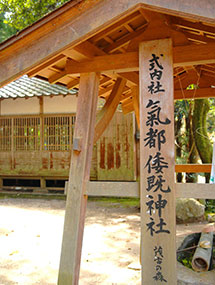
[44,115,75,150]
[0,118,12,151]
[13,117,41,151]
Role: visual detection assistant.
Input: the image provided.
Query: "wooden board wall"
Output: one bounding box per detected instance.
[0,112,136,181]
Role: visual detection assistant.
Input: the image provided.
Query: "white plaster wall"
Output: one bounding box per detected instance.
[44,95,77,114]
[1,97,40,115]
[0,95,78,115]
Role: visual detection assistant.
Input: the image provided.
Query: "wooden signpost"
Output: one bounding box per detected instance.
[139,39,177,284]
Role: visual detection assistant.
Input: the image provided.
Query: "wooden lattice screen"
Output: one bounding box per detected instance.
[0,115,76,151]
[0,118,12,151]
[44,115,75,150]
[14,117,41,151]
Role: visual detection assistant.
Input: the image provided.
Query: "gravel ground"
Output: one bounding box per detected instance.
[0,197,214,285]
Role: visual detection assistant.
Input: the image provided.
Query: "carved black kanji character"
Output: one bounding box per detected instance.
[148,81,165,94]
[146,217,155,236]
[152,175,171,193]
[155,218,170,234]
[153,271,167,283]
[154,246,164,257]
[155,194,167,218]
[145,155,153,174]
[146,195,154,215]
[149,54,163,71]
[146,100,171,127]
[152,152,168,174]
[150,69,163,80]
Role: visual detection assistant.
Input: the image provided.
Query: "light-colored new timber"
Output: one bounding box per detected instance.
[58,72,100,285]
[139,39,176,284]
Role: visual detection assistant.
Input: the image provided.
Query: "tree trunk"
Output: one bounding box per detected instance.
[175,116,183,182]
[193,99,212,183]
[186,102,198,183]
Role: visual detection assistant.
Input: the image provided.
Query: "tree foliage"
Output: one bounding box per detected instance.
[0,0,69,36]
[0,13,17,42]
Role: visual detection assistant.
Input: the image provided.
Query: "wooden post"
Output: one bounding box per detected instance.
[139,39,176,284]
[131,85,140,129]
[58,72,100,285]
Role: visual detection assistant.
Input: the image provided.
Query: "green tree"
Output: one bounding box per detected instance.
[0,13,17,42]
[0,0,69,35]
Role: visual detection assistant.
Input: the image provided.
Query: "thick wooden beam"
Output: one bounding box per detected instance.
[139,39,176,284]
[174,43,215,67]
[94,77,126,143]
[58,72,100,285]
[63,44,215,74]
[66,52,139,74]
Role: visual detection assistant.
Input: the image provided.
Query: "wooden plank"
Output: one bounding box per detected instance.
[103,26,147,53]
[87,181,139,197]
[48,70,68,84]
[87,181,215,199]
[94,77,126,143]
[58,72,100,285]
[175,183,215,199]
[91,11,142,43]
[96,112,136,181]
[139,39,176,284]
[175,164,211,173]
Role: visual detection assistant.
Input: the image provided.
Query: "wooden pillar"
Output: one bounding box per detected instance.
[139,39,176,284]
[58,72,100,285]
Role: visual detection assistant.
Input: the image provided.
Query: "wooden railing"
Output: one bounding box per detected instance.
[175,164,211,173]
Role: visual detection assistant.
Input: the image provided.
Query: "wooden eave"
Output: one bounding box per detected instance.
[0,0,215,115]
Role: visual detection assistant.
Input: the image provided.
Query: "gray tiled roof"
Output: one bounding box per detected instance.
[0,75,76,99]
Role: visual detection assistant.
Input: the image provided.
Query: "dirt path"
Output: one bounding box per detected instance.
[0,198,212,285]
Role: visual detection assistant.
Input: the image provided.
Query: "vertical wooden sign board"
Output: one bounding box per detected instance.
[139,39,177,284]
